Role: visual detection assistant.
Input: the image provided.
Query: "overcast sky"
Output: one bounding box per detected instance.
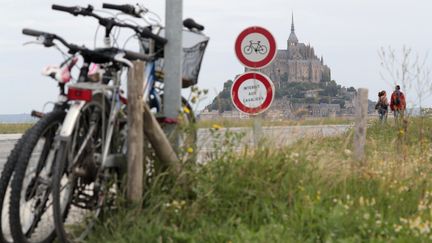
[1,0,432,114]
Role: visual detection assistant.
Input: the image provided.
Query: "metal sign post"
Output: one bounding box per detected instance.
[164,0,183,145]
[231,71,274,147]
[233,26,277,147]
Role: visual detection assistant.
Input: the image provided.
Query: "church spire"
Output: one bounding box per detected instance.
[291,12,295,32]
[288,12,298,46]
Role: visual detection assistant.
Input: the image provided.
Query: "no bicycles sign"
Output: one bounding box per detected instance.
[231,71,275,114]
[235,26,277,69]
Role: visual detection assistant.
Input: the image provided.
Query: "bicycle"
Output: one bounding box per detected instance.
[53,2,208,176]
[243,40,268,55]
[9,3,208,242]
[2,56,77,243]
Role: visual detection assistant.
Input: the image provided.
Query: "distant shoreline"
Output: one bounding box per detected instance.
[0,114,37,124]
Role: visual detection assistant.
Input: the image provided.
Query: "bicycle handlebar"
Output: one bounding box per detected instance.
[51,4,167,46]
[102,3,139,17]
[22,28,48,37]
[52,4,85,16]
[22,28,150,63]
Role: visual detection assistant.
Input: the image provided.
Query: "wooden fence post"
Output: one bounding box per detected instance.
[142,103,181,174]
[353,88,368,163]
[127,61,145,203]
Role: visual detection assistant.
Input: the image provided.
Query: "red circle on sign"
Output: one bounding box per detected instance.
[235,26,277,69]
[231,72,274,114]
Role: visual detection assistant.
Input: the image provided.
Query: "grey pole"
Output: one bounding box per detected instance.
[164,0,183,121]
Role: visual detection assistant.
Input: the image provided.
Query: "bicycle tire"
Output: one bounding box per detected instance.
[0,130,32,243]
[258,45,268,55]
[9,109,66,243]
[52,100,112,243]
[243,45,253,55]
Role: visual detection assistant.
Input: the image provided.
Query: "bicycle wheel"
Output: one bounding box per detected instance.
[52,100,118,243]
[9,110,66,243]
[243,45,253,55]
[258,45,267,55]
[0,130,32,243]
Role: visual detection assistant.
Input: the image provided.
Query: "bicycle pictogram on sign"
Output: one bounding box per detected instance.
[235,26,277,69]
[243,41,268,55]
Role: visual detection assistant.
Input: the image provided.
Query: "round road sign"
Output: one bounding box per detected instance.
[231,71,275,115]
[235,26,277,69]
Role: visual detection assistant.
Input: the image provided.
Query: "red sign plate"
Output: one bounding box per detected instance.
[235,26,277,69]
[231,72,275,114]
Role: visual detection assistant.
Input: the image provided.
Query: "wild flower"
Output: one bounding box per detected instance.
[183,106,191,114]
[359,196,365,207]
[290,152,300,159]
[187,147,194,154]
[363,213,370,220]
[344,149,352,156]
[212,124,222,130]
[418,201,428,211]
[394,224,403,233]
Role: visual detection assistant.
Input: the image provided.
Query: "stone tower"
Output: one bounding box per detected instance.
[257,14,331,88]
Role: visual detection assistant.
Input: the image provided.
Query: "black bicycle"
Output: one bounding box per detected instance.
[243,40,268,55]
[4,56,75,243]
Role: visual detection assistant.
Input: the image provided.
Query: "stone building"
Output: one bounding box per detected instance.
[257,14,331,88]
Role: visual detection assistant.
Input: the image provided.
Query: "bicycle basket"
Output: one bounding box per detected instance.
[156,29,209,88]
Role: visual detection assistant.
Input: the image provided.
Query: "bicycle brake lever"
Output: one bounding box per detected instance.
[23,40,43,46]
[113,53,133,68]
[135,4,149,15]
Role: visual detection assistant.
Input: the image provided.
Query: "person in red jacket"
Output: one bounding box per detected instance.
[390,85,406,122]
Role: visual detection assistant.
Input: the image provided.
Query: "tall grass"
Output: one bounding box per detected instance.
[0,123,32,134]
[88,117,432,242]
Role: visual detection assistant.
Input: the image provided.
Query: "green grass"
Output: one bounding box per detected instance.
[0,123,32,134]
[197,117,354,128]
[88,117,432,242]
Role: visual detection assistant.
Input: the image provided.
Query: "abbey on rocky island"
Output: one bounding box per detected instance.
[256,14,331,87]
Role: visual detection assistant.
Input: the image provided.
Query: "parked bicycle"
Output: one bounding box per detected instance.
[3,3,208,243]
[0,54,77,243]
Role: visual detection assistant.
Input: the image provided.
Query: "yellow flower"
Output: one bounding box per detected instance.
[183,106,191,114]
[212,124,222,130]
[187,147,194,154]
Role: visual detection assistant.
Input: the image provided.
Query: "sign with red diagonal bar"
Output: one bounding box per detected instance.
[235,26,277,69]
[231,71,275,114]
